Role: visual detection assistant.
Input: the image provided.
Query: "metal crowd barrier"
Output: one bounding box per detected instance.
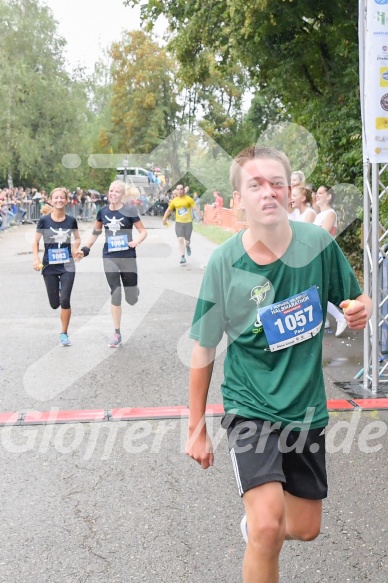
[0,204,14,229]
[5,200,41,223]
[0,200,97,228]
[66,202,96,221]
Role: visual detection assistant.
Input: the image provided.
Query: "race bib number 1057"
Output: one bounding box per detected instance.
[258,286,323,352]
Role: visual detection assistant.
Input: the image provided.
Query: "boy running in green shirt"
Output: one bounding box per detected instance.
[186,146,372,583]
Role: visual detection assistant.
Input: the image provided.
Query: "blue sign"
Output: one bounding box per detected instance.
[258,286,323,352]
[376,0,388,5]
[48,247,70,264]
[108,234,129,252]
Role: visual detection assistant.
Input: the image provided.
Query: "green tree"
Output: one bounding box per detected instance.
[109,30,180,155]
[0,0,90,190]
[127,0,362,186]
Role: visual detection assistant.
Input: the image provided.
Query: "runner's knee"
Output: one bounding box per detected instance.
[287,519,321,542]
[248,518,285,554]
[124,286,138,306]
[48,298,60,310]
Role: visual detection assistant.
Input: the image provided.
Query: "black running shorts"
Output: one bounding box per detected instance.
[223,416,328,500]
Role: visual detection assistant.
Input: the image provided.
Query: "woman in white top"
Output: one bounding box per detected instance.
[290,185,316,223]
[314,185,338,235]
[288,170,306,220]
[314,185,347,337]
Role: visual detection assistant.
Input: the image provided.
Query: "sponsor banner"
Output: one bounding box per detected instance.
[363,0,388,161]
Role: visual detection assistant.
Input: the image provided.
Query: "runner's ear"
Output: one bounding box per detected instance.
[233,190,243,209]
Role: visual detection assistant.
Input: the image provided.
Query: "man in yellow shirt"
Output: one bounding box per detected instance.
[162,184,196,264]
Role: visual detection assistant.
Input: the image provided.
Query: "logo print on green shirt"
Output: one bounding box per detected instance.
[250,281,271,333]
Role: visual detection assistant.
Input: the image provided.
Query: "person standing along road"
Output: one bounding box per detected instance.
[314,185,337,235]
[186,146,372,583]
[290,185,316,223]
[162,184,196,265]
[32,187,81,347]
[193,192,201,223]
[288,170,306,220]
[212,191,224,209]
[76,180,147,347]
[314,185,347,337]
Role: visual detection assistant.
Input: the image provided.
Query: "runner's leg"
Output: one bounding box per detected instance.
[284,493,322,541]
[43,274,60,309]
[120,258,138,306]
[242,482,286,583]
[58,271,75,333]
[104,258,122,331]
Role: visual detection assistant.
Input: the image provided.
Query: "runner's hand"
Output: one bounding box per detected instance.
[74,249,84,261]
[186,427,214,469]
[340,299,368,330]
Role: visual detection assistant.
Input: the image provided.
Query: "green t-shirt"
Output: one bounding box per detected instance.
[190,222,362,429]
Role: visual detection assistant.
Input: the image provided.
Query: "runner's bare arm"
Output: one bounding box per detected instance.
[186,342,216,469]
[162,207,172,225]
[71,228,81,259]
[32,231,43,270]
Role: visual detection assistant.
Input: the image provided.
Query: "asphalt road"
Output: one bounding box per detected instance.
[0,219,387,583]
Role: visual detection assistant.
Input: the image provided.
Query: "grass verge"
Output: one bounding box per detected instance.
[193,222,234,245]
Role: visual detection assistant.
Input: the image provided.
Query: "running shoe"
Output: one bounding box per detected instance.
[180,256,186,264]
[335,319,348,337]
[324,318,330,329]
[240,514,248,543]
[108,333,122,348]
[60,333,72,347]
[186,244,191,256]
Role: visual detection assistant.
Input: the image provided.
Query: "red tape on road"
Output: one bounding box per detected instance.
[0,399,387,426]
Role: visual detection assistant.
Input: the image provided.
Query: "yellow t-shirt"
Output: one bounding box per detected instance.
[169,195,195,223]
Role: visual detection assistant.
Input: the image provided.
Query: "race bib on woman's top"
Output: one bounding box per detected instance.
[258,286,323,352]
[108,234,129,252]
[48,247,70,264]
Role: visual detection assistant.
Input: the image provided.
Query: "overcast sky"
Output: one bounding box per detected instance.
[42,0,158,72]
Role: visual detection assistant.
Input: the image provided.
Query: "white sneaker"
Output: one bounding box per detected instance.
[324,318,330,329]
[240,514,248,543]
[335,319,348,337]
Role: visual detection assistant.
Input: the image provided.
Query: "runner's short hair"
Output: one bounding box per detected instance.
[230,146,292,191]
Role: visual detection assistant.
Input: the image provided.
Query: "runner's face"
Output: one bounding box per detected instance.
[235,158,290,224]
[176,185,184,197]
[50,190,68,208]
[109,184,124,204]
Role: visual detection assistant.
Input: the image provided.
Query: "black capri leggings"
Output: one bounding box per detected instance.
[43,271,75,310]
[103,257,138,307]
